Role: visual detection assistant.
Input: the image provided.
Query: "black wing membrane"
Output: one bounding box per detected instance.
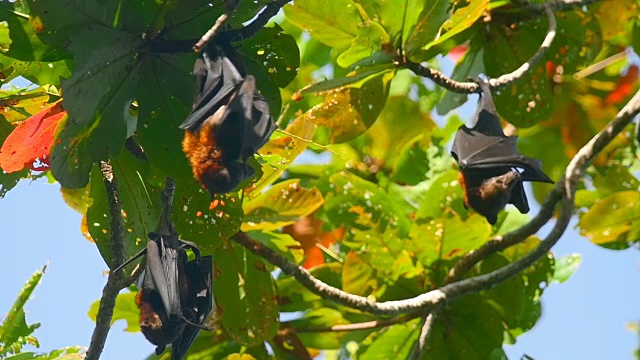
[171,254,213,360]
[451,79,553,223]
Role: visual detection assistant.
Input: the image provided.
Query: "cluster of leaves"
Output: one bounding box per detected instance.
[0,265,84,359]
[0,0,638,359]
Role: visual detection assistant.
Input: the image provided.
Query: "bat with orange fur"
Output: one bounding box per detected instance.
[180,45,276,196]
[451,79,553,224]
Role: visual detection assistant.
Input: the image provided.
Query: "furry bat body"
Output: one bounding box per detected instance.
[180,46,277,196]
[451,79,553,224]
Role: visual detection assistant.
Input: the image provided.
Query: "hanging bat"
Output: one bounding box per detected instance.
[180,45,277,197]
[450,79,553,225]
[113,234,213,360]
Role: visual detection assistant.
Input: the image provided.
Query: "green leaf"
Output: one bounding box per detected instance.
[337,21,390,68]
[436,34,486,115]
[172,180,244,251]
[0,265,46,355]
[277,263,342,312]
[284,0,362,51]
[578,190,640,247]
[86,151,162,268]
[298,64,393,95]
[136,53,195,181]
[416,0,488,59]
[411,213,492,265]
[248,115,317,196]
[292,308,350,349]
[324,171,411,236]
[552,254,582,283]
[242,179,324,232]
[403,0,450,59]
[5,346,85,360]
[214,242,279,347]
[485,9,602,127]
[247,231,304,265]
[88,292,140,333]
[49,25,141,188]
[357,319,420,359]
[306,69,394,143]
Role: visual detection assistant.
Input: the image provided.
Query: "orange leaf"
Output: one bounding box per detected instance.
[447,44,469,63]
[283,212,344,269]
[0,100,66,173]
[606,65,639,105]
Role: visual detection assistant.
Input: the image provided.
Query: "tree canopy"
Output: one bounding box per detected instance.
[0,0,639,359]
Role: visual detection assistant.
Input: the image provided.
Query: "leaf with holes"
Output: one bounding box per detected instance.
[0,100,65,173]
[85,151,163,268]
[242,179,324,232]
[214,241,279,347]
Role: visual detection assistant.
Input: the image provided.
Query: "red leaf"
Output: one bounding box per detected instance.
[446,44,469,63]
[0,100,66,173]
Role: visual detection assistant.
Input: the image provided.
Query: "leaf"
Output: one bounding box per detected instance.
[0,265,46,355]
[578,190,640,247]
[306,69,394,143]
[552,254,582,283]
[283,214,344,268]
[214,241,279,347]
[357,319,420,359]
[292,308,350,349]
[136,53,195,181]
[242,179,324,232]
[0,116,29,198]
[415,0,489,60]
[436,35,486,116]
[0,101,65,173]
[411,213,492,265]
[85,151,162,268]
[248,231,304,265]
[248,114,317,196]
[5,346,85,360]
[485,10,602,127]
[88,292,140,333]
[284,0,362,51]
[402,0,451,59]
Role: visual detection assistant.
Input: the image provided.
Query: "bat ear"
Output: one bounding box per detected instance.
[486,213,498,225]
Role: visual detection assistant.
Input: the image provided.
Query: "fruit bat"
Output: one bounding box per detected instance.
[180,45,277,196]
[113,234,212,360]
[450,79,553,225]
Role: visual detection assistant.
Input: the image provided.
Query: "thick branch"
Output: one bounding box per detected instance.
[226,0,290,42]
[404,3,556,93]
[85,162,131,360]
[232,89,640,316]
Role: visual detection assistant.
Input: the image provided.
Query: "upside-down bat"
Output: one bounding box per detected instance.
[180,45,277,196]
[450,79,553,225]
[113,233,212,360]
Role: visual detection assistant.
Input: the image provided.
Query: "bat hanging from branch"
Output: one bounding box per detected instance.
[180,45,277,197]
[450,79,553,225]
[113,211,213,359]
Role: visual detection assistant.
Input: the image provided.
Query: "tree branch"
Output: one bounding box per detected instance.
[409,308,440,360]
[225,0,290,42]
[232,89,640,316]
[193,0,238,52]
[85,162,132,360]
[291,312,421,333]
[404,2,556,93]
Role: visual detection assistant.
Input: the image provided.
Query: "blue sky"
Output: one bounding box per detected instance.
[1,169,638,359]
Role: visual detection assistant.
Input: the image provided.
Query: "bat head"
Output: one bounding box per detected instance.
[201,160,256,198]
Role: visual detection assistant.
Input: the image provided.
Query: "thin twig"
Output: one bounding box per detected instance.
[404,3,556,93]
[231,89,640,316]
[409,308,441,360]
[292,312,421,333]
[85,162,131,360]
[193,0,238,52]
